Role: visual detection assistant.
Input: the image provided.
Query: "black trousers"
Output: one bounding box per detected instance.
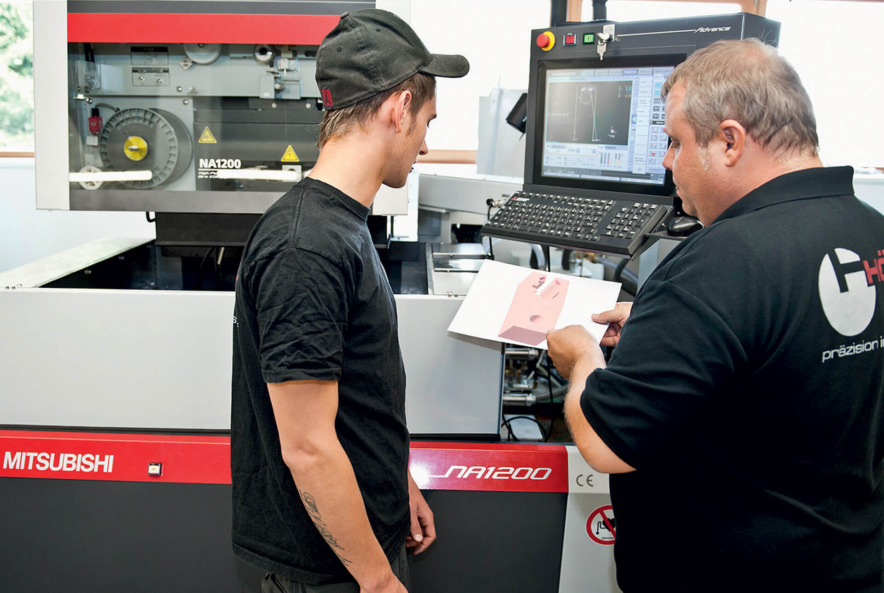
[262,547,411,593]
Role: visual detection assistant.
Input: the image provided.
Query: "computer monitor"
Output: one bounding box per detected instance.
[531,54,683,197]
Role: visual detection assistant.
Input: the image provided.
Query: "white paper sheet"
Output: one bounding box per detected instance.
[448,260,621,350]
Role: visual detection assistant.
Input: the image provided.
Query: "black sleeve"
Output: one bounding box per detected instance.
[251,248,352,384]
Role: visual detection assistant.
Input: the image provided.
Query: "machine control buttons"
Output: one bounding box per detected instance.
[564,33,577,46]
[536,31,555,51]
[147,462,163,477]
[583,32,595,44]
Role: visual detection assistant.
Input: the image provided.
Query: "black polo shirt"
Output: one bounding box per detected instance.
[583,167,884,592]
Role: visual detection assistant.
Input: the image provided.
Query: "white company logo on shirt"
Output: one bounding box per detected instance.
[818,248,880,337]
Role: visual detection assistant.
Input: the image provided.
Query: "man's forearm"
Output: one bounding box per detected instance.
[564,353,605,464]
[564,353,635,474]
[287,441,398,591]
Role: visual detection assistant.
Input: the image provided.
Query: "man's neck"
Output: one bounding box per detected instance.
[307,132,388,209]
[730,147,823,201]
[705,148,824,225]
[765,149,824,179]
[742,151,824,196]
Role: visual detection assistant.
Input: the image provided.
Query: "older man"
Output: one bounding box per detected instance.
[548,39,884,592]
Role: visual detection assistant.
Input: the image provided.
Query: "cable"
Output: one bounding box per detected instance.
[598,256,638,295]
[93,102,120,113]
[501,415,550,442]
[613,257,629,282]
[502,417,516,441]
[196,246,217,290]
[486,199,496,260]
[534,355,567,391]
[548,364,567,388]
[543,351,555,403]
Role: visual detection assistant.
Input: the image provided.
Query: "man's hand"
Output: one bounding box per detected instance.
[545,326,634,475]
[547,325,603,380]
[406,471,435,555]
[359,572,408,593]
[592,302,633,348]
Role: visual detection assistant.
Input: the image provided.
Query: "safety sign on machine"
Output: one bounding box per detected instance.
[586,504,616,545]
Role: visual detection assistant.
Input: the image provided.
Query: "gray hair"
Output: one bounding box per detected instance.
[661,39,818,156]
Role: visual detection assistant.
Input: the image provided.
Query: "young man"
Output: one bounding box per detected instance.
[548,39,884,592]
[231,10,468,593]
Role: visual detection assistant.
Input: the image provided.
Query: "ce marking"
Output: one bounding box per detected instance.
[575,473,594,488]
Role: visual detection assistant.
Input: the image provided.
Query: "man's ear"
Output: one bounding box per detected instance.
[391,90,413,133]
[720,119,747,167]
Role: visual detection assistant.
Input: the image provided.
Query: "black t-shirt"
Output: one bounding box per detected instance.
[582,167,884,592]
[231,177,409,584]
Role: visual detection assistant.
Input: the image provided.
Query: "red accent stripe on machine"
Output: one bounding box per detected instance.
[0,430,231,485]
[68,13,340,44]
[409,442,569,493]
[0,431,570,493]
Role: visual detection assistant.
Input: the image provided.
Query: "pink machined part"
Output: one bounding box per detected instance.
[498,272,570,345]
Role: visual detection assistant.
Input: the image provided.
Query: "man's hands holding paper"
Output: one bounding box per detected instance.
[591,301,632,348]
[546,324,602,380]
[547,301,632,378]
[546,302,635,475]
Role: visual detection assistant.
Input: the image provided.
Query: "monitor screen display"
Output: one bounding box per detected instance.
[533,55,682,196]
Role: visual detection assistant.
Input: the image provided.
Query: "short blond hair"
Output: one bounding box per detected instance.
[662,39,818,156]
[317,72,436,149]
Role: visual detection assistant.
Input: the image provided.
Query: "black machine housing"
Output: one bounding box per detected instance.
[481,13,780,258]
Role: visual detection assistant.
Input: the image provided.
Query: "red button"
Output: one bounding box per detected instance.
[536,32,554,50]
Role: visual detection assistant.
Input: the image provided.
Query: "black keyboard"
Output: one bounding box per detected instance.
[481,190,669,257]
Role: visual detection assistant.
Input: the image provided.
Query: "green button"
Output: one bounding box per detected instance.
[583,33,595,44]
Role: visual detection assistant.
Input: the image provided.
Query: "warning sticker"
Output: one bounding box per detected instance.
[281,145,300,162]
[586,504,615,545]
[198,126,218,144]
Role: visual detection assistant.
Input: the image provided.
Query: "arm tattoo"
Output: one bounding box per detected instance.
[299,490,352,567]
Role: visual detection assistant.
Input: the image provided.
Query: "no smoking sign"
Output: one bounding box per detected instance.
[586,504,616,545]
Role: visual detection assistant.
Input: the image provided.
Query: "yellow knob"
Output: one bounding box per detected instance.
[124,136,148,161]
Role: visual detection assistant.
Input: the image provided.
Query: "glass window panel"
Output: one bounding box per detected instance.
[0,0,34,151]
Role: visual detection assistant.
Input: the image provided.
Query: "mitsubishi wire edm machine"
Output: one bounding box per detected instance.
[1,5,778,593]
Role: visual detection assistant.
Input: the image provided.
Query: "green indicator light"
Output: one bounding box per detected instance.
[584,33,595,44]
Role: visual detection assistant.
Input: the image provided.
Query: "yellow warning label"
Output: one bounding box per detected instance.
[281,145,300,163]
[198,126,218,144]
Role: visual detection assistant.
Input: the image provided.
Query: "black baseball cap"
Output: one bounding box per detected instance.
[316,9,470,111]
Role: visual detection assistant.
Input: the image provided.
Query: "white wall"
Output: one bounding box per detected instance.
[766,0,884,168]
[409,0,884,168]
[0,158,154,273]
[855,174,884,215]
[410,0,550,152]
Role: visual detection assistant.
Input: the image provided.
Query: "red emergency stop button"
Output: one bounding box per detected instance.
[536,31,555,51]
